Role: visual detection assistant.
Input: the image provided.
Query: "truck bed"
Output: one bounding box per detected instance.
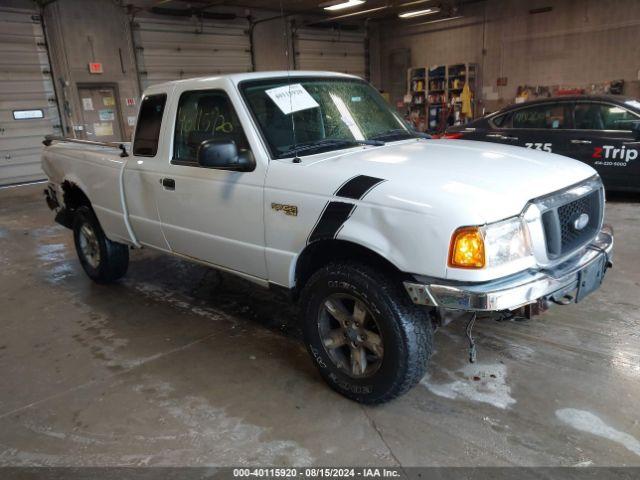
[42,140,133,245]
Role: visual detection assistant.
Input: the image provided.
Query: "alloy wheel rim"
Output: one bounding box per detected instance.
[317,293,384,378]
[79,223,101,269]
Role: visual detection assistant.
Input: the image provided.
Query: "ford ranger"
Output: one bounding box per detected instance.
[42,71,614,404]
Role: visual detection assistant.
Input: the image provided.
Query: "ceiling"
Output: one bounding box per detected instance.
[125,0,476,23]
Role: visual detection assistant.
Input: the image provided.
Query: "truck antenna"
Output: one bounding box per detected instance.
[280,0,300,163]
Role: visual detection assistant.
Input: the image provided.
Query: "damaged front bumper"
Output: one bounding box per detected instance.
[404,225,614,312]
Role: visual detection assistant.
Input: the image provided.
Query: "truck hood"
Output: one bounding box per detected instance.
[296,139,597,223]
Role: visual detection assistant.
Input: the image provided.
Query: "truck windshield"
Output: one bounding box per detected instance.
[241,77,416,158]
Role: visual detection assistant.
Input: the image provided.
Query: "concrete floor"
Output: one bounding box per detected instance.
[0,183,639,467]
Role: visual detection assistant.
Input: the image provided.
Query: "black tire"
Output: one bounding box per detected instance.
[300,262,433,404]
[73,206,129,283]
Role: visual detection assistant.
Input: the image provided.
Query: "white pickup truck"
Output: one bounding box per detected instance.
[42,71,613,404]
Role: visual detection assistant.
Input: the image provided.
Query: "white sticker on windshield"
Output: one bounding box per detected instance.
[265,84,319,115]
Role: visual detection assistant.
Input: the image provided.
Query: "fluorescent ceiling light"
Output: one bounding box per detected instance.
[326,6,387,19]
[398,7,440,18]
[398,0,431,5]
[322,0,365,11]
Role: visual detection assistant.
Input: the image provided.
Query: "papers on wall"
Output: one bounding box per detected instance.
[82,98,94,111]
[98,109,115,121]
[93,122,113,137]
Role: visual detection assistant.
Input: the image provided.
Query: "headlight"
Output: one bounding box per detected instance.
[449,217,532,269]
[483,217,532,267]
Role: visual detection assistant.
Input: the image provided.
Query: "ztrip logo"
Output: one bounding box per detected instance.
[592,145,638,162]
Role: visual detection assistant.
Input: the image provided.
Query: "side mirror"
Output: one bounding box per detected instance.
[197,139,254,171]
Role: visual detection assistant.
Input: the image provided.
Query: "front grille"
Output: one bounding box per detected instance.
[541,188,602,258]
[558,191,600,250]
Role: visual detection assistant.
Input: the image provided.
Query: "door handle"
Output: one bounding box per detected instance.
[623,141,640,146]
[502,135,519,141]
[570,139,592,145]
[161,177,175,190]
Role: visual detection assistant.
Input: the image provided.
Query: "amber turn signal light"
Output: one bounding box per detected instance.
[448,227,485,269]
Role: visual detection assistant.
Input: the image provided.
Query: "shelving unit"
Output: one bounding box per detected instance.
[407,63,478,133]
[427,65,446,132]
[406,66,427,131]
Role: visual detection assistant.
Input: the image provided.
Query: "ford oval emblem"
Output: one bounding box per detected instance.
[573,213,590,231]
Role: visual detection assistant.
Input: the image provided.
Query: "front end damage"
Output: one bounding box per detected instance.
[404,224,613,313]
[404,225,613,363]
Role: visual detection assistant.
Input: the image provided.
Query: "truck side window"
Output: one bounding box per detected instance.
[132,94,167,156]
[512,104,568,129]
[173,90,250,165]
[574,103,640,131]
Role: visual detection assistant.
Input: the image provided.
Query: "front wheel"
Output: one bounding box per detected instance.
[300,262,433,404]
[73,206,129,283]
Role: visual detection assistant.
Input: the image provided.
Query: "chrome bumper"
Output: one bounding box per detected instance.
[404,225,614,312]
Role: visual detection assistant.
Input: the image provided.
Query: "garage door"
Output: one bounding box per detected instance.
[293,27,366,79]
[0,7,61,186]
[132,15,252,90]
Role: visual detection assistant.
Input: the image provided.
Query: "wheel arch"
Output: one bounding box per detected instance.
[293,239,408,299]
[60,178,92,212]
[50,179,94,229]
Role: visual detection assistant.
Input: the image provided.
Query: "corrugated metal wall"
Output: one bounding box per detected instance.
[131,15,252,90]
[293,27,366,78]
[0,7,61,186]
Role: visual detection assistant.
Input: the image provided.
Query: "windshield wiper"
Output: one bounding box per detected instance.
[370,128,429,141]
[278,138,384,158]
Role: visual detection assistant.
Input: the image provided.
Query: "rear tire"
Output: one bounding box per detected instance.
[299,262,433,404]
[73,206,129,283]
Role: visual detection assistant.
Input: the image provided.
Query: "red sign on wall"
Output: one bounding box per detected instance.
[88,62,103,74]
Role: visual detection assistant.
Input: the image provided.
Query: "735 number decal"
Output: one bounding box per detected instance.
[525,142,553,152]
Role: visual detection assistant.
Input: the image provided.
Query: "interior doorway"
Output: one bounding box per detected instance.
[77,85,124,142]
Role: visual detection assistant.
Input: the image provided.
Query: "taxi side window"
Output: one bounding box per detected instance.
[173,90,250,165]
[605,108,640,130]
[574,103,640,131]
[511,104,568,129]
[492,113,511,128]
